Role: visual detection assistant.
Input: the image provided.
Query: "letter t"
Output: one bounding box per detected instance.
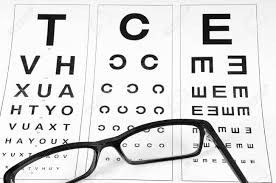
[38,14,66,46]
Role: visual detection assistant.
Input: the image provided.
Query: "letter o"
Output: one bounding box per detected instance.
[40,138,46,144]
[62,106,73,115]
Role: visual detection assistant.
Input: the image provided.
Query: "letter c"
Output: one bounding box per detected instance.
[154,106,164,115]
[141,54,158,70]
[98,125,105,131]
[127,83,138,93]
[118,106,128,114]
[153,84,164,94]
[120,13,149,40]
[100,106,110,113]
[109,54,126,70]
[136,106,146,114]
[101,83,112,93]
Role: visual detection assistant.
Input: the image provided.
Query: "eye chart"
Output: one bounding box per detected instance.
[87,5,173,180]
[0,4,90,180]
[0,1,273,183]
[180,5,271,182]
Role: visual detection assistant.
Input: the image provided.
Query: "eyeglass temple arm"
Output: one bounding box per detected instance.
[202,121,249,183]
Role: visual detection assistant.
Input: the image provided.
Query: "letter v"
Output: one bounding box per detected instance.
[20,55,40,74]
[9,123,17,130]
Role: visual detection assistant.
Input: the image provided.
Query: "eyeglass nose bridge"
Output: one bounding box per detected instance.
[92,138,132,165]
[94,136,120,148]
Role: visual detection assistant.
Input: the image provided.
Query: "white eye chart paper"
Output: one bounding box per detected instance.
[87,5,173,181]
[180,5,271,182]
[0,1,275,183]
[0,4,90,180]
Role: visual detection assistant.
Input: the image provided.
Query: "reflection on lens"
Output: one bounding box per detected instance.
[120,125,200,162]
[15,148,95,182]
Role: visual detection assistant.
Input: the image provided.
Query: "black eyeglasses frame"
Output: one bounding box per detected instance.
[3,119,248,183]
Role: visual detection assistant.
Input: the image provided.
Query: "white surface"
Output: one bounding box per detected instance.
[0,0,275,182]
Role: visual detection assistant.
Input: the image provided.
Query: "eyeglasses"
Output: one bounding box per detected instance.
[4,119,248,183]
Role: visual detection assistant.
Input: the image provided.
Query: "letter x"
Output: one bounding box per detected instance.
[14,84,30,97]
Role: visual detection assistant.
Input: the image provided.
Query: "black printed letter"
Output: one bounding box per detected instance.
[203,14,232,44]
[120,13,149,40]
[38,14,66,46]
